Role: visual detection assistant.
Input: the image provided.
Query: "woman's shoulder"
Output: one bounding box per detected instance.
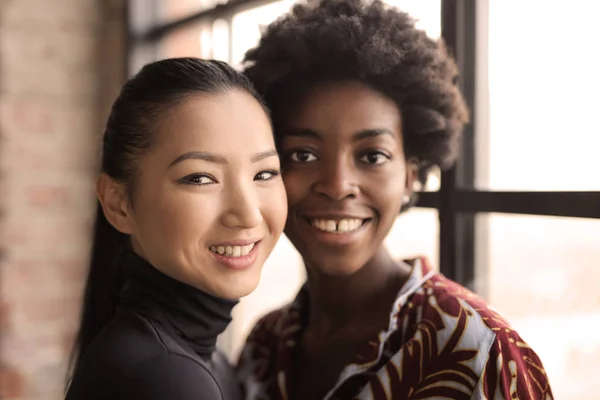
[236,303,298,380]
[67,313,233,399]
[416,271,515,335]
[67,352,224,400]
[88,310,184,364]
[239,304,296,360]
[68,312,226,399]
[400,269,553,397]
[248,306,292,336]
[119,353,224,399]
[407,269,527,347]
[243,284,308,344]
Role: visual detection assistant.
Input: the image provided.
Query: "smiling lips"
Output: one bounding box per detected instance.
[208,240,262,270]
[209,243,256,257]
[302,214,372,246]
[310,218,367,233]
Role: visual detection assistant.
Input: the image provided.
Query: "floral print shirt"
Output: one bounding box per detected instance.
[237,257,553,400]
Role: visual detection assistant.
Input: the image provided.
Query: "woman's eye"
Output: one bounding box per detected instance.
[255,169,281,181]
[361,151,390,165]
[289,150,318,163]
[181,174,216,185]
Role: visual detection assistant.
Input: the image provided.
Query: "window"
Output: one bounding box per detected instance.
[157,19,211,59]
[385,209,439,269]
[129,0,600,394]
[157,0,224,23]
[230,0,297,66]
[482,0,600,191]
[478,213,600,399]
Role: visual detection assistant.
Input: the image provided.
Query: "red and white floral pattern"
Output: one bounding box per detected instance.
[237,258,553,400]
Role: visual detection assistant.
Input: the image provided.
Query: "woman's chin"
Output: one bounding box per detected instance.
[208,274,261,300]
[304,253,367,277]
[318,264,363,277]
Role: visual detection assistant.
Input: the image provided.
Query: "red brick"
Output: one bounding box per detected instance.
[0,98,55,133]
[1,0,100,30]
[63,332,77,355]
[25,186,73,208]
[0,1,125,397]
[0,141,98,174]
[0,366,25,398]
[0,98,97,135]
[18,297,72,323]
[2,218,91,254]
[0,29,98,99]
[0,301,10,332]
[2,258,86,296]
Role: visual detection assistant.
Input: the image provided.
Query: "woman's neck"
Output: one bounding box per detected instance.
[303,247,412,335]
[119,250,238,355]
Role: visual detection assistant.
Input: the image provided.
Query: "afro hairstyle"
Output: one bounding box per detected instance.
[243,0,469,208]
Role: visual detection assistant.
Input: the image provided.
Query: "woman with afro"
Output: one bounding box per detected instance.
[237,0,554,398]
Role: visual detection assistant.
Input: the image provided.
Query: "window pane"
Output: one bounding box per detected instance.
[231,0,297,67]
[477,213,600,399]
[480,1,600,190]
[158,20,210,59]
[156,17,230,62]
[211,19,230,62]
[385,208,439,270]
[385,0,441,39]
[158,0,225,23]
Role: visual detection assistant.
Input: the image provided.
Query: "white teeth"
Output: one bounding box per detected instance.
[209,243,255,257]
[240,245,252,256]
[311,218,364,234]
[338,219,349,232]
[326,220,336,232]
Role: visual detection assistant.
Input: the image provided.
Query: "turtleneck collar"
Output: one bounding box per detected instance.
[118,250,238,356]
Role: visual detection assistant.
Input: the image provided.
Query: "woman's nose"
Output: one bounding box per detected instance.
[220,183,263,229]
[312,160,359,201]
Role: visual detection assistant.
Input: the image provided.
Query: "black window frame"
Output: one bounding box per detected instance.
[127,0,600,289]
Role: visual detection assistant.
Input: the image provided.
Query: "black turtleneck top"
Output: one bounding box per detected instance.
[66,251,241,400]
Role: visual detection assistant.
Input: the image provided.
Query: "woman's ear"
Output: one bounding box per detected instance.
[404,159,419,198]
[96,173,135,235]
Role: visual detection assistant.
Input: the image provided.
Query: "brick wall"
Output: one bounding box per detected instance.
[0,1,126,398]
